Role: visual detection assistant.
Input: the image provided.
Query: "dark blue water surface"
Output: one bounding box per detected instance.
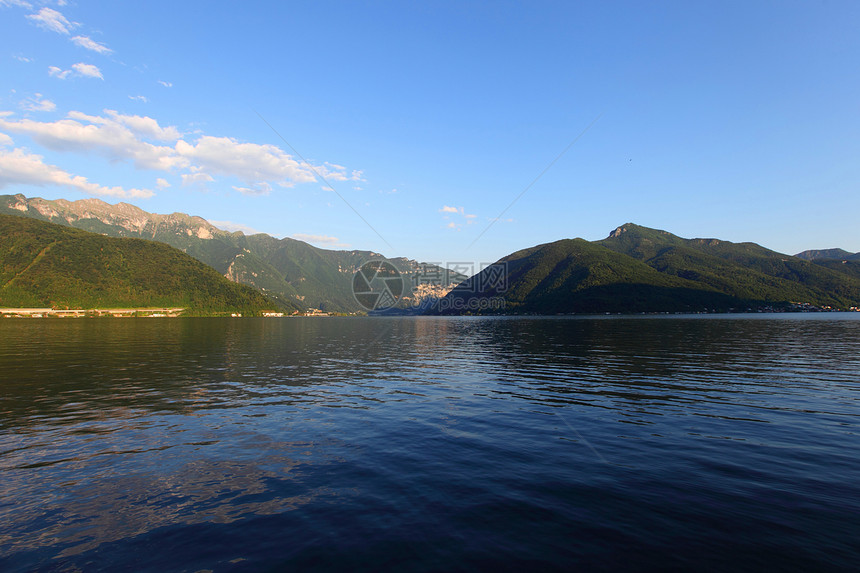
[1,315,859,571]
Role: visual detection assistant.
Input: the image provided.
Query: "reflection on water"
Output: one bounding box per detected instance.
[1,316,859,571]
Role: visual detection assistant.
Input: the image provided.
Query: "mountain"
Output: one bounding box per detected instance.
[597,224,860,305]
[438,238,738,314]
[0,194,465,313]
[793,249,860,281]
[803,259,860,281]
[795,248,860,261]
[434,224,860,314]
[0,213,278,315]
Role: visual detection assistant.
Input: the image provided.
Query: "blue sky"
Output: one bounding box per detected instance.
[1,1,859,268]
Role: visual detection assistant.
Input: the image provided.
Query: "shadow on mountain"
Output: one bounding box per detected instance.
[433,283,748,315]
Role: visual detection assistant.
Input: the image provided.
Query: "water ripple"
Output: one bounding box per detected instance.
[1,315,859,571]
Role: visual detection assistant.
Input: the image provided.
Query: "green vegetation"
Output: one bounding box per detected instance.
[0,213,278,315]
[809,260,860,281]
[599,224,860,307]
[0,194,464,313]
[435,224,860,314]
[6,195,858,315]
[795,248,860,261]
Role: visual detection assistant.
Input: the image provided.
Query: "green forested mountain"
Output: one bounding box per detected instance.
[435,224,860,314]
[6,195,857,316]
[0,194,465,312]
[0,213,279,315]
[808,260,860,281]
[597,224,860,306]
[443,238,738,313]
[795,248,860,261]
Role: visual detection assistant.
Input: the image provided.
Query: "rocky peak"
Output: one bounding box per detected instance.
[609,224,637,238]
[693,238,721,246]
[1,194,223,239]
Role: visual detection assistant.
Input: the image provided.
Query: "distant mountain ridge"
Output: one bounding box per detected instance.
[795,248,860,261]
[435,223,860,314]
[0,194,465,313]
[0,213,275,314]
[6,194,858,315]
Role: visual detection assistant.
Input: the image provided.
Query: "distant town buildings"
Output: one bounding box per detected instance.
[0,308,185,318]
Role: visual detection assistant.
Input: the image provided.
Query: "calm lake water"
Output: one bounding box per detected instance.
[1,315,859,571]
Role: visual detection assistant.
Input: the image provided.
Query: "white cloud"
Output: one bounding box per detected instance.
[292,233,349,248]
[440,205,476,228]
[71,35,111,54]
[20,94,56,112]
[157,80,173,88]
[47,66,69,79]
[0,133,13,146]
[13,55,32,63]
[1,1,34,9]
[316,163,364,182]
[155,177,170,189]
[102,110,181,140]
[232,182,272,196]
[208,220,261,235]
[182,172,215,186]
[19,7,112,62]
[48,62,103,80]
[72,62,102,79]
[27,7,76,35]
[0,109,362,195]
[0,113,188,171]
[128,95,148,103]
[0,147,153,199]
[175,136,316,187]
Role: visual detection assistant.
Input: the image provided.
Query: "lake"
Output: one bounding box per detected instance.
[1,315,859,571]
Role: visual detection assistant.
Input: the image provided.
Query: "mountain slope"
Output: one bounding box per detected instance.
[439,238,738,314]
[807,260,860,281]
[795,248,860,261]
[0,194,465,312]
[0,213,279,314]
[598,224,860,307]
[434,224,860,314]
